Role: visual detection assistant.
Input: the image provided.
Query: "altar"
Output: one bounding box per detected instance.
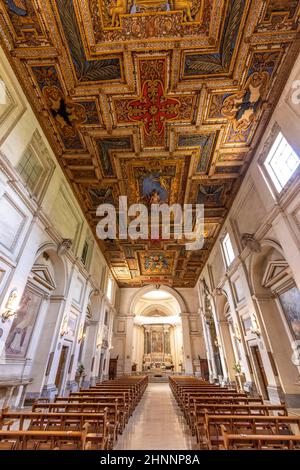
[143,325,174,371]
[145,368,175,382]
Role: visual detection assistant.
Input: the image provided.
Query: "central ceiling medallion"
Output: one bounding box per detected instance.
[113,58,195,147]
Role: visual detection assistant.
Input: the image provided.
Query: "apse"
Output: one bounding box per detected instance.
[131,289,184,374]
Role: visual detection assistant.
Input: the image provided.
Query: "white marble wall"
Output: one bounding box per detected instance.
[0,46,117,407]
[196,53,300,406]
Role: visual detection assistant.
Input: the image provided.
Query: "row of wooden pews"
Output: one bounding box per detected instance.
[0,375,148,450]
[169,376,300,450]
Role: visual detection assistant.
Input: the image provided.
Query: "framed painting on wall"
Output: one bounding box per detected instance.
[279,286,300,340]
[5,287,42,357]
[67,311,78,337]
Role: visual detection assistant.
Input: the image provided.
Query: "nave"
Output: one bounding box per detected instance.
[0,0,300,458]
[115,382,196,450]
[1,375,300,451]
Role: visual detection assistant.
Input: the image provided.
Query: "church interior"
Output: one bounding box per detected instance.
[0,0,300,452]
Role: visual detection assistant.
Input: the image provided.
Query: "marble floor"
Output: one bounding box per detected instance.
[115,383,197,450]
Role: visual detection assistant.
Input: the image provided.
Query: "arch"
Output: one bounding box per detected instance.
[130,284,187,316]
[129,285,191,374]
[214,292,229,322]
[248,238,285,296]
[33,242,68,297]
[5,241,69,403]
[88,289,103,322]
[248,237,300,404]
[138,304,174,317]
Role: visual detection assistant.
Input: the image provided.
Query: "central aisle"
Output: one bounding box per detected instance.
[115,382,197,450]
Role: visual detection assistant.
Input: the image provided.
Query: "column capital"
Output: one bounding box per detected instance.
[180,312,190,318]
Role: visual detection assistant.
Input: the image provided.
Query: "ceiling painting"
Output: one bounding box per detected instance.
[0,0,299,286]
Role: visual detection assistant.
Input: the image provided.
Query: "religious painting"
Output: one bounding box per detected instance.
[139,252,174,275]
[141,173,170,205]
[164,331,171,354]
[43,86,86,138]
[221,71,269,134]
[101,0,203,27]
[151,330,163,353]
[279,287,300,340]
[98,0,205,37]
[5,287,42,357]
[119,156,188,208]
[145,254,168,272]
[197,184,224,205]
[67,311,78,337]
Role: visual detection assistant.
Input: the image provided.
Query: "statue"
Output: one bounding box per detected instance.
[5,289,18,311]
[57,238,72,256]
[109,0,128,27]
[89,288,100,298]
[215,287,227,297]
[241,233,261,253]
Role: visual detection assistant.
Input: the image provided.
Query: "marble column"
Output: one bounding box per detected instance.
[225,278,257,392]
[124,315,134,374]
[181,313,193,375]
[81,320,98,387]
[210,297,229,381]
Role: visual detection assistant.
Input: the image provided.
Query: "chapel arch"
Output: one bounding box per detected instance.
[129,285,192,375]
[214,294,237,382]
[4,244,68,403]
[249,240,300,405]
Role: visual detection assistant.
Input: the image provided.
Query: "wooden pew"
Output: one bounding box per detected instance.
[221,425,300,450]
[182,391,252,417]
[0,427,89,450]
[75,390,134,411]
[0,409,110,449]
[205,414,300,450]
[0,374,148,451]
[65,394,130,426]
[53,398,123,437]
[187,396,264,433]
[193,403,287,444]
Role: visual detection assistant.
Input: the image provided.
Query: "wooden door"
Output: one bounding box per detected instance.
[109,358,118,380]
[55,345,69,393]
[199,358,209,381]
[251,345,269,400]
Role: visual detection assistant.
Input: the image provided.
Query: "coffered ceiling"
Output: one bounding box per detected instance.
[0,0,299,287]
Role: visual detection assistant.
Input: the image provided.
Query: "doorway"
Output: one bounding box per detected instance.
[98,351,105,381]
[251,345,269,400]
[199,358,209,381]
[55,345,69,394]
